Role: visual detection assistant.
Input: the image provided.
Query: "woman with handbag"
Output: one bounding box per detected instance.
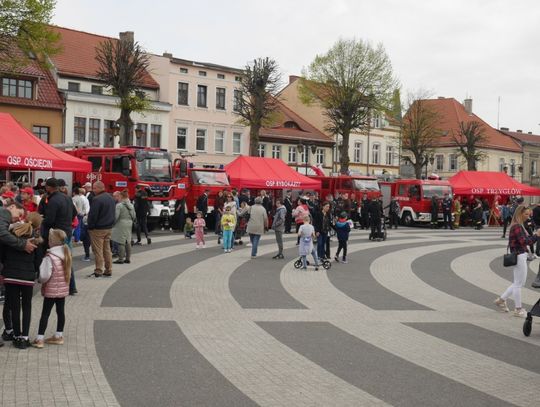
[495,205,540,317]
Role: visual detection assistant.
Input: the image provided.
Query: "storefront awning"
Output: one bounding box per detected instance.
[449,171,540,196]
[225,156,321,190]
[0,113,91,172]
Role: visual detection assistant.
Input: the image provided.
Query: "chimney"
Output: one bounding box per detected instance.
[500,127,509,131]
[437,96,445,99]
[517,130,522,133]
[119,31,134,44]
[528,132,533,134]
[162,52,173,58]
[463,98,473,115]
[289,75,300,84]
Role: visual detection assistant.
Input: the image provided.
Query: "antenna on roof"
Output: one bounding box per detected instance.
[497,96,501,129]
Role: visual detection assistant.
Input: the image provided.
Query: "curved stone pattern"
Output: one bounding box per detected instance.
[3,228,540,406]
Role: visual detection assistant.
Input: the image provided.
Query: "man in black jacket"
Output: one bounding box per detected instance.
[0,202,36,346]
[368,197,383,239]
[313,202,332,259]
[134,185,151,245]
[283,191,293,233]
[41,178,74,242]
[87,181,116,277]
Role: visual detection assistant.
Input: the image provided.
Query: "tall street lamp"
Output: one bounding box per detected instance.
[297,142,317,174]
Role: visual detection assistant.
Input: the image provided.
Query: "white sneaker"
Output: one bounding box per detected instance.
[494,297,509,312]
[246,243,252,247]
[202,244,206,248]
[196,244,200,249]
[514,308,527,318]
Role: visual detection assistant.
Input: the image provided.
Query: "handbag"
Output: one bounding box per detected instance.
[503,244,518,267]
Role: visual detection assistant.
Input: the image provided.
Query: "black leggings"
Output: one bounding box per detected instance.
[336,239,348,260]
[2,289,12,330]
[38,297,66,335]
[5,284,33,337]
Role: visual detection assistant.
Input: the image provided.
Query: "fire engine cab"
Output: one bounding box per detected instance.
[307,166,381,200]
[380,179,453,226]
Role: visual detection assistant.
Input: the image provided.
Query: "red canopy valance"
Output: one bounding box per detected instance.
[0,113,91,172]
[449,171,540,196]
[225,156,321,190]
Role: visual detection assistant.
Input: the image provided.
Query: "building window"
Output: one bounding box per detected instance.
[288,146,297,163]
[299,146,306,163]
[91,85,103,95]
[150,124,161,148]
[371,143,380,165]
[196,129,206,151]
[74,117,86,143]
[177,128,187,150]
[233,132,242,154]
[198,70,207,77]
[235,76,241,82]
[510,159,516,177]
[180,67,188,74]
[385,146,394,166]
[178,82,189,105]
[104,120,114,147]
[216,87,226,110]
[68,82,80,92]
[217,73,225,79]
[353,142,363,163]
[435,154,444,171]
[449,154,458,171]
[89,118,100,145]
[257,144,266,157]
[135,123,147,147]
[316,148,325,165]
[531,160,538,177]
[215,130,225,153]
[2,78,33,99]
[233,89,242,112]
[32,126,49,143]
[499,158,506,172]
[197,85,207,107]
[272,145,281,159]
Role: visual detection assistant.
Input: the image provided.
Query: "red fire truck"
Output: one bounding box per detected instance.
[62,146,228,229]
[307,166,381,200]
[379,178,453,226]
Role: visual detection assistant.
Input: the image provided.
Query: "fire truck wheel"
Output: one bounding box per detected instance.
[401,212,413,227]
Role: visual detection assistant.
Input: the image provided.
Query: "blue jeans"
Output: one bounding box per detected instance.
[73,215,83,241]
[223,230,234,250]
[249,234,261,257]
[317,233,328,259]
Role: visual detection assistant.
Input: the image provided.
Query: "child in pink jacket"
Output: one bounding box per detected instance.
[193,211,206,248]
[32,229,72,349]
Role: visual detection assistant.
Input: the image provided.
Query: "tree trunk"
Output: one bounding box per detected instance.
[339,129,350,174]
[118,109,133,147]
[414,163,423,179]
[467,157,476,171]
[249,124,261,156]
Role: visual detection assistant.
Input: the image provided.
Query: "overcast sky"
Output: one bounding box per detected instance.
[53,0,540,134]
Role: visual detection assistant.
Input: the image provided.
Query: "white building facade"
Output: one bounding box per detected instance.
[148,53,249,165]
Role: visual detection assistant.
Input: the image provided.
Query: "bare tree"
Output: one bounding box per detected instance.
[0,0,60,70]
[235,57,281,156]
[452,121,488,171]
[95,34,150,147]
[401,92,441,179]
[301,39,398,173]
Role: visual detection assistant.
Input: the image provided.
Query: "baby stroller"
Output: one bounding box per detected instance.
[293,257,332,270]
[369,217,387,241]
[523,299,540,336]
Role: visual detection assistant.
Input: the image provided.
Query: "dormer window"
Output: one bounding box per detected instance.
[1,77,33,99]
[284,121,298,129]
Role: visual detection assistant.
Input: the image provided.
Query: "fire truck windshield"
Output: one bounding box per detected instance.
[136,158,172,182]
[190,171,229,186]
[422,184,452,199]
[353,179,380,191]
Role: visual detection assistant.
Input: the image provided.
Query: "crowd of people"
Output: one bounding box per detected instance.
[2,179,540,351]
[0,178,148,349]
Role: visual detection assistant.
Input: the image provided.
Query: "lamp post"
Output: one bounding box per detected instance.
[424,153,434,178]
[106,121,121,147]
[297,142,317,174]
[134,127,143,146]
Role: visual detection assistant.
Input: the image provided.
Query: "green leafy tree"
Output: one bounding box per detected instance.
[234,57,281,156]
[401,92,441,179]
[301,38,398,173]
[452,121,488,171]
[0,0,60,69]
[96,34,150,147]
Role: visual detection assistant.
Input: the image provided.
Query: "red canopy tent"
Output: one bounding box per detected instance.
[0,113,90,172]
[449,171,540,196]
[225,156,321,190]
